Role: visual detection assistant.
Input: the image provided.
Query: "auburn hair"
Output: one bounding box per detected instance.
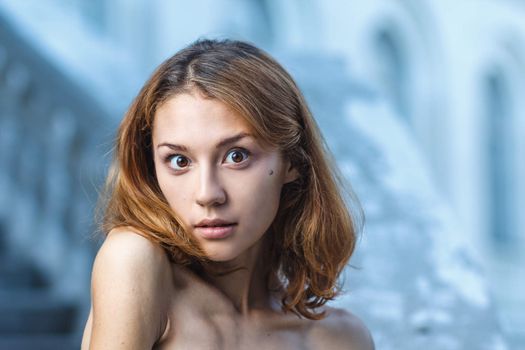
[100,39,364,320]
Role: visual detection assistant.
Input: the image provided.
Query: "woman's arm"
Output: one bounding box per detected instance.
[81,229,172,350]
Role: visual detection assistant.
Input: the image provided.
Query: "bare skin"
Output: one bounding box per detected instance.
[81,228,374,349]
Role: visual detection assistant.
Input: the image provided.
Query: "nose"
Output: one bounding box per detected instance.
[195,165,226,207]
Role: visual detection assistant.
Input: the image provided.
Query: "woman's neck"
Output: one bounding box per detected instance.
[199,234,277,316]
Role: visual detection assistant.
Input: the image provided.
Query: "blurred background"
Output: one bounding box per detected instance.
[0,0,523,349]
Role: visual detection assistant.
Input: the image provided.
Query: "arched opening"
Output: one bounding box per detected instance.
[373,28,411,125]
[484,69,515,247]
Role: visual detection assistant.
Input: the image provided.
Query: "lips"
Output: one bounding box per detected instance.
[194,218,237,239]
[195,218,236,227]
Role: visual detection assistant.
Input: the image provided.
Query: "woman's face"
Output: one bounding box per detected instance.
[152,91,298,262]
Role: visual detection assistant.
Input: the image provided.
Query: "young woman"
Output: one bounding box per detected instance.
[81,39,374,349]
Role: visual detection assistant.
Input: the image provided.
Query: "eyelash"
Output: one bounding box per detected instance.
[164,148,252,172]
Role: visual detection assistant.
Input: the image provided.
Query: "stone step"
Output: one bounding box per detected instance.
[0,256,49,290]
[0,334,79,350]
[0,290,78,334]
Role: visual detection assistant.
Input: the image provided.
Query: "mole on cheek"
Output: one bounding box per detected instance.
[268,169,274,176]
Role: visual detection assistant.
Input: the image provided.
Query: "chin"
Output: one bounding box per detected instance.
[199,234,267,263]
[202,245,242,262]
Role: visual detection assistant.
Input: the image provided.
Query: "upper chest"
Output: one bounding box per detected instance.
[153,277,314,350]
[155,312,310,350]
[151,264,353,350]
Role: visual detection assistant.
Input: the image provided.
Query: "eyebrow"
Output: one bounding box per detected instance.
[157,132,253,152]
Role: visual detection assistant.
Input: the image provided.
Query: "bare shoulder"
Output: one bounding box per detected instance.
[308,306,374,350]
[82,227,172,349]
[97,227,171,268]
[92,227,173,293]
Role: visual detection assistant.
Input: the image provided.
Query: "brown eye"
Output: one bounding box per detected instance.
[225,149,250,164]
[231,151,244,163]
[169,155,190,170]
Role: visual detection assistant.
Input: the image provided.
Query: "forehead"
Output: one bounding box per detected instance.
[153,92,253,140]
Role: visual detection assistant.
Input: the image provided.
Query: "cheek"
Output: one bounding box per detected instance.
[155,171,191,217]
[234,168,283,225]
